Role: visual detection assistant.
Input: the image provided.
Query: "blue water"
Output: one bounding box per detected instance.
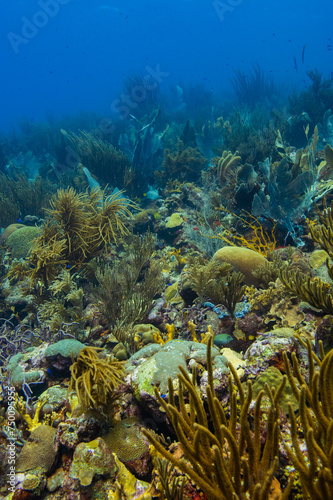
[1,0,332,131]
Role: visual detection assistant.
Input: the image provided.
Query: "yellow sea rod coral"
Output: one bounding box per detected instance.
[282,338,333,498]
[143,335,293,499]
[69,346,125,415]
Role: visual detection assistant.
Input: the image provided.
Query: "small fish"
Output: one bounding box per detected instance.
[301,44,306,64]
[164,283,179,306]
[213,334,233,347]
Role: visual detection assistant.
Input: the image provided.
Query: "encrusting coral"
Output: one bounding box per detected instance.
[143,335,293,499]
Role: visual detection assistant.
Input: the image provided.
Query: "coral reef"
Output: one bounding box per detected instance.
[16,424,58,473]
[3,63,333,500]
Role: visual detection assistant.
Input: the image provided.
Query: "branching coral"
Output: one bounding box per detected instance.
[0,170,54,227]
[217,149,241,187]
[143,335,292,499]
[46,187,134,260]
[8,187,136,294]
[37,270,85,332]
[212,210,277,257]
[93,232,163,341]
[231,63,277,109]
[184,255,245,316]
[213,271,246,317]
[277,203,333,314]
[153,457,185,500]
[69,346,125,416]
[183,254,232,302]
[278,268,333,315]
[307,199,333,259]
[61,129,134,190]
[282,338,333,499]
[159,140,208,183]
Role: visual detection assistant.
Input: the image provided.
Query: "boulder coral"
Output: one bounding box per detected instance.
[212,245,268,286]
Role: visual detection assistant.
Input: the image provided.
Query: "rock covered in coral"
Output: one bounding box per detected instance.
[69,437,117,486]
[251,366,299,414]
[133,323,162,345]
[56,410,108,449]
[165,212,183,228]
[38,385,68,415]
[0,222,25,243]
[126,340,239,418]
[14,470,47,498]
[7,348,46,390]
[45,339,86,373]
[244,327,296,370]
[219,347,246,377]
[316,315,333,352]
[127,340,219,399]
[108,454,152,500]
[6,340,85,393]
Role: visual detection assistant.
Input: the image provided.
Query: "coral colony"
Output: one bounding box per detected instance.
[1,67,333,499]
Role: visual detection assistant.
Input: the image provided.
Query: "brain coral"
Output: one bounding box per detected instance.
[212,246,267,286]
[103,418,149,462]
[102,418,151,477]
[16,425,57,473]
